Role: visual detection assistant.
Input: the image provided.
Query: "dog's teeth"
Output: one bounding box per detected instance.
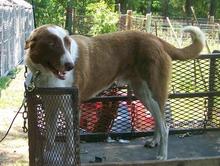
[58,71,65,77]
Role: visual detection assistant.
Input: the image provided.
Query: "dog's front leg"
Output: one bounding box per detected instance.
[43,97,62,166]
[44,101,58,152]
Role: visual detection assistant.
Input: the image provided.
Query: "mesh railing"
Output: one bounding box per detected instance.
[26,53,220,165]
[80,53,220,141]
[26,88,80,166]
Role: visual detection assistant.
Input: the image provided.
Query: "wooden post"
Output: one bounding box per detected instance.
[126,10,133,30]
[145,13,152,33]
[191,6,199,25]
[166,17,181,47]
[155,21,158,36]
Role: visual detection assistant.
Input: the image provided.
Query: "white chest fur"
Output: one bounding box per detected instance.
[34,71,74,88]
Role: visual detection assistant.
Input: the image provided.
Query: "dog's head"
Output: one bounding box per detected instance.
[25,25,78,80]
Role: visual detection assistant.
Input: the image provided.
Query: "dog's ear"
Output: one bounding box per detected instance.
[25,37,36,50]
[25,38,30,49]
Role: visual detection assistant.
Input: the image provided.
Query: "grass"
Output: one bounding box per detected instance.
[0,68,21,90]
[0,77,11,90]
[0,65,28,166]
[0,67,24,109]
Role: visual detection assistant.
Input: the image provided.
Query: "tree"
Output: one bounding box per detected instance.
[185,0,193,17]
[209,0,217,23]
[116,0,127,14]
[162,0,169,18]
[146,0,152,13]
[209,0,217,16]
[86,1,119,35]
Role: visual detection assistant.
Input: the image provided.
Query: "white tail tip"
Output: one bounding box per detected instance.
[182,26,206,47]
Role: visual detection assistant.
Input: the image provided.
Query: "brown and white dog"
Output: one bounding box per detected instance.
[25,25,205,160]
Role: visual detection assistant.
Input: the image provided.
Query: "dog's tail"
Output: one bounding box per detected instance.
[162,26,205,61]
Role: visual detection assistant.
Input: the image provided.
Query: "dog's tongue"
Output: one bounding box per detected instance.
[57,71,66,80]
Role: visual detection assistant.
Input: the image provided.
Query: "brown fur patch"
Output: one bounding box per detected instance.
[64,36,71,51]
[25,25,66,72]
[71,30,203,108]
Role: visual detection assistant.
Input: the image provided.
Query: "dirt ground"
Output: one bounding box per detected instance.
[0,66,29,166]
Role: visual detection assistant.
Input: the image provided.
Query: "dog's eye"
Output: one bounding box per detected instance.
[49,42,56,47]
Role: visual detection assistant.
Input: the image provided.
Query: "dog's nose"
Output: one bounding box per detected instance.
[64,62,74,71]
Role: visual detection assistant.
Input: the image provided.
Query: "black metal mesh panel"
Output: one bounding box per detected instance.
[80,54,220,140]
[167,98,206,129]
[171,59,210,93]
[27,88,80,166]
[211,96,220,127]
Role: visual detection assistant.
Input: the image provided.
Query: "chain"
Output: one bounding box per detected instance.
[23,65,29,133]
[22,66,41,133]
[22,91,28,133]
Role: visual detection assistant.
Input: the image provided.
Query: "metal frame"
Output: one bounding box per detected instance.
[27,87,80,166]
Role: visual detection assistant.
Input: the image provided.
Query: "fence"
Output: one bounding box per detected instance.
[26,88,80,166]
[119,11,220,52]
[73,11,220,52]
[0,0,34,77]
[26,53,220,165]
[80,53,220,141]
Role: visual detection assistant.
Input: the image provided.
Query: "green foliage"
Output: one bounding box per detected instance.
[0,68,20,90]
[33,0,68,27]
[151,0,161,13]
[86,1,119,35]
[30,0,220,30]
[193,0,209,18]
[0,77,11,90]
[169,0,185,17]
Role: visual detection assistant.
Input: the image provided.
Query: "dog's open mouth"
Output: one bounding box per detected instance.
[47,63,66,80]
[56,71,66,80]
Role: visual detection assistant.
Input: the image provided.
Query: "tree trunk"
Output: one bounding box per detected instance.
[65,0,73,34]
[209,0,217,23]
[146,0,152,14]
[185,0,193,17]
[209,0,217,16]
[162,0,169,18]
[117,0,127,14]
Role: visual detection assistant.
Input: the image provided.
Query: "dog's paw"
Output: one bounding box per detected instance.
[144,139,159,148]
[156,155,167,160]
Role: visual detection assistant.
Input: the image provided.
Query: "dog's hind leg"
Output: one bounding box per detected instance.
[130,53,171,159]
[130,78,168,160]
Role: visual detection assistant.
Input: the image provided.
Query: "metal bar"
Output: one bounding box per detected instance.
[196,53,220,59]
[71,88,81,165]
[85,91,220,103]
[207,55,217,121]
[169,91,220,98]
[27,87,78,95]
[79,128,220,142]
[81,156,220,166]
